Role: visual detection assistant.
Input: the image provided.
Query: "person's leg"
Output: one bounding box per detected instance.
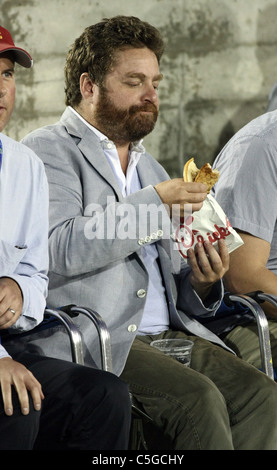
[120,330,277,450]
[0,388,40,450]
[121,333,234,450]
[186,331,277,450]
[16,353,131,450]
[222,320,277,371]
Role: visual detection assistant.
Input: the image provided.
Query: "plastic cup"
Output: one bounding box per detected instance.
[150,338,194,367]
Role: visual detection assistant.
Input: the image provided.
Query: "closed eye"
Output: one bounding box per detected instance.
[127,81,142,87]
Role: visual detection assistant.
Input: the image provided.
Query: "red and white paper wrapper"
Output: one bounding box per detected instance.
[172,194,244,259]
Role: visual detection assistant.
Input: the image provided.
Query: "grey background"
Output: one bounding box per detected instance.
[2,0,277,176]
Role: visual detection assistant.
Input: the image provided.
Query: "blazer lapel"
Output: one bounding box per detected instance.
[60,108,123,201]
[137,153,163,188]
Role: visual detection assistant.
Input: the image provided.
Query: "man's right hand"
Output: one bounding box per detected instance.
[154,178,207,216]
[0,357,44,416]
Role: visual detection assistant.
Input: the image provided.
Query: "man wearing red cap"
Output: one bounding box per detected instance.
[0,26,131,450]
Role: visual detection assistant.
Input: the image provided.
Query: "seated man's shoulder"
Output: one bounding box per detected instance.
[22,122,72,159]
[0,132,41,166]
[235,109,277,142]
[22,121,63,143]
[0,133,48,190]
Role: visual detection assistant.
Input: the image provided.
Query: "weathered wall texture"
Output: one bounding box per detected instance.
[2,0,277,177]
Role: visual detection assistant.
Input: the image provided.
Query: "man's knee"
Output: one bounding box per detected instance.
[93,371,131,414]
[73,367,131,416]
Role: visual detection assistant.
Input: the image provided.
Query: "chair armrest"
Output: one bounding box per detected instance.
[44,307,84,365]
[60,305,113,373]
[55,306,156,442]
[224,292,274,380]
[254,292,277,309]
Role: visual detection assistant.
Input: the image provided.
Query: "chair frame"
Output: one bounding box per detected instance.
[44,291,276,449]
[223,292,274,380]
[46,306,153,421]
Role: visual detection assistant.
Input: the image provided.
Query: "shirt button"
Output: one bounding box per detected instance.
[138,238,145,245]
[128,324,137,332]
[137,289,146,298]
[157,229,163,237]
[144,236,151,243]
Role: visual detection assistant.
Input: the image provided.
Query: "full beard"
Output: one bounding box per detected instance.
[94,87,159,145]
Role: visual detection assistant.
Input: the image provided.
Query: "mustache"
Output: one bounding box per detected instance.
[129,103,158,115]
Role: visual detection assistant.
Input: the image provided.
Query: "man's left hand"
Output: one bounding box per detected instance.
[187,239,229,300]
[0,277,23,328]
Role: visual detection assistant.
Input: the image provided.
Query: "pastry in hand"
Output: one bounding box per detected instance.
[183,157,219,193]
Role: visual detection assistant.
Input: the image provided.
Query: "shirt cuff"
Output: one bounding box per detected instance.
[0,344,11,359]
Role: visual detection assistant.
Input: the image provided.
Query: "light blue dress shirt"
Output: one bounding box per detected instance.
[0,133,49,358]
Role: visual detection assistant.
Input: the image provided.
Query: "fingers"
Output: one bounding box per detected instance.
[1,378,13,416]
[26,372,44,412]
[193,239,229,275]
[216,238,230,271]
[0,278,23,328]
[13,372,44,415]
[184,181,208,194]
[0,358,44,416]
[0,308,21,329]
[188,239,229,287]
[154,179,207,214]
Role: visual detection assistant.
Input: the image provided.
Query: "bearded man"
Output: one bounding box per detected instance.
[22,16,277,450]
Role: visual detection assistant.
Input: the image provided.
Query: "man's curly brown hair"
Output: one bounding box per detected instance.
[64,15,165,107]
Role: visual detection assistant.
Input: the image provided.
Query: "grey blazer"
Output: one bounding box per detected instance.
[22,108,231,375]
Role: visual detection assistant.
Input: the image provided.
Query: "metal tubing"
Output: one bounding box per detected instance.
[44,308,85,365]
[227,294,274,380]
[69,306,113,373]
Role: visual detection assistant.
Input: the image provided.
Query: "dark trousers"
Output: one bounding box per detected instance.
[0,352,131,450]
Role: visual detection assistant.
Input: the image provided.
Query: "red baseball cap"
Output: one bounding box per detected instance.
[0,26,33,68]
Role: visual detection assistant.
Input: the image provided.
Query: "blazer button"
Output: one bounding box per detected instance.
[128,324,137,332]
[137,289,146,298]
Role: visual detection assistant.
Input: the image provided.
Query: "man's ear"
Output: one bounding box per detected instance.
[80,73,96,100]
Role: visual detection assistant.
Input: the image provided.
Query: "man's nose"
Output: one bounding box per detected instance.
[142,82,159,104]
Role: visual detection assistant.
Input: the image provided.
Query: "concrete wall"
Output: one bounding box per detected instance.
[2,0,277,177]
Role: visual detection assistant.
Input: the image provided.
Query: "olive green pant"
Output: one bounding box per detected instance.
[120,329,277,450]
[223,319,277,371]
